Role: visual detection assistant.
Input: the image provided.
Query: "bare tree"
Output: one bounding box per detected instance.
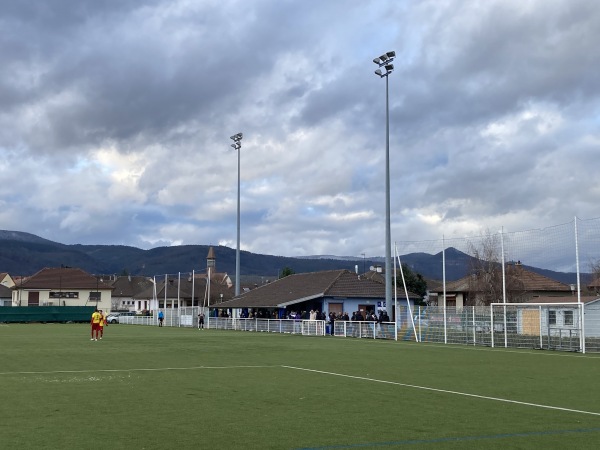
[466,230,526,305]
[588,259,600,295]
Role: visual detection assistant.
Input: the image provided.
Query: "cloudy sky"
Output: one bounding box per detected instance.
[1,0,599,260]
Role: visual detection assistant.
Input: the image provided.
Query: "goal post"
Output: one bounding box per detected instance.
[490,302,583,352]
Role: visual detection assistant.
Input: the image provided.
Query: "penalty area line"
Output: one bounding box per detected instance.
[282,365,600,417]
[0,365,279,376]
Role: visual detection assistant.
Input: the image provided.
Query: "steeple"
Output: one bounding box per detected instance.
[206,246,216,270]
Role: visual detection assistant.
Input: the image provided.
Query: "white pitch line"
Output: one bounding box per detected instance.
[282,365,600,417]
[0,365,278,376]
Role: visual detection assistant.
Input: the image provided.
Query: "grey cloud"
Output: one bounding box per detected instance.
[1,0,599,261]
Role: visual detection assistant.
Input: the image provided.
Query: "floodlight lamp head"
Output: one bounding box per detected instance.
[385,64,394,72]
[386,51,396,58]
[373,57,381,65]
[237,133,243,140]
[230,135,236,140]
[374,69,382,77]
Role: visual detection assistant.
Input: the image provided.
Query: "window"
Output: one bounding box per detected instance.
[564,310,574,326]
[548,310,556,325]
[50,291,79,299]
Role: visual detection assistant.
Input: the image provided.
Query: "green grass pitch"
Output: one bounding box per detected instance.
[1,323,599,449]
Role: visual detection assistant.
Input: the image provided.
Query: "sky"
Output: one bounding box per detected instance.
[1,0,599,260]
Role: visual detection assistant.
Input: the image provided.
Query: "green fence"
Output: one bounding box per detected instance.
[0,306,95,323]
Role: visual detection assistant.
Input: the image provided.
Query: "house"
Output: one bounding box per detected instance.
[12,267,113,311]
[109,275,155,312]
[0,273,15,306]
[431,263,572,307]
[214,269,422,322]
[519,296,600,338]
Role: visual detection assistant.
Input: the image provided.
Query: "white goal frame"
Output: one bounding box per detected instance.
[491,302,585,353]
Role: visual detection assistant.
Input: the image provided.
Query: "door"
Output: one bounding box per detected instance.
[28,291,40,306]
[329,303,343,316]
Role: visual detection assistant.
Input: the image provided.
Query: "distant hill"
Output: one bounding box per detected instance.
[0,231,378,278]
[0,230,583,284]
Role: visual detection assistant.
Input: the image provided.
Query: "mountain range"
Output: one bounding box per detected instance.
[0,230,582,284]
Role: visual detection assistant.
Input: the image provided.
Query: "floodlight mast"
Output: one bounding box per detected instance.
[372,51,395,319]
[230,132,243,296]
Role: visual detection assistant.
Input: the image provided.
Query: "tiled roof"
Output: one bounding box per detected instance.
[133,276,233,303]
[110,276,155,297]
[516,268,571,291]
[434,266,571,294]
[18,267,113,290]
[361,270,422,298]
[216,269,420,309]
[526,295,600,305]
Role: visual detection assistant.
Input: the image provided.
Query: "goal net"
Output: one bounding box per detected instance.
[490,302,583,352]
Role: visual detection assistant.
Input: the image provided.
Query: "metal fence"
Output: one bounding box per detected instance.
[398,304,600,353]
[116,304,600,353]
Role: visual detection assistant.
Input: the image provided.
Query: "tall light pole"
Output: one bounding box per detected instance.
[230,132,243,296]
[373,51,395,317]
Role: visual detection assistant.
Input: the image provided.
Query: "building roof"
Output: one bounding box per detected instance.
[110,276,155,297]
[216,269,420,309]
[133,275,233,303]
[17,267,113,290]
[526,295,600,305]
[434,266,572,294]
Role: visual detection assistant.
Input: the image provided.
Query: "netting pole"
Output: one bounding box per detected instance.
[490,306,495,348]
[581,303,586,354]
[501,227,507,348]
[442,235,447,344]
[418,306,422,342]
[153,276,158,325]
[207,265,211,330]
[192,270,196,327]
[393,244,398,341]
[164,274,169,326]
[472,307,476,346]
[539,305,543,349]
[177,272,181,327]
[396,243,418,342]
[574,217,586,353]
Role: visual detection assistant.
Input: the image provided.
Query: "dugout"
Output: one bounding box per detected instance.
[0,306,96,323]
